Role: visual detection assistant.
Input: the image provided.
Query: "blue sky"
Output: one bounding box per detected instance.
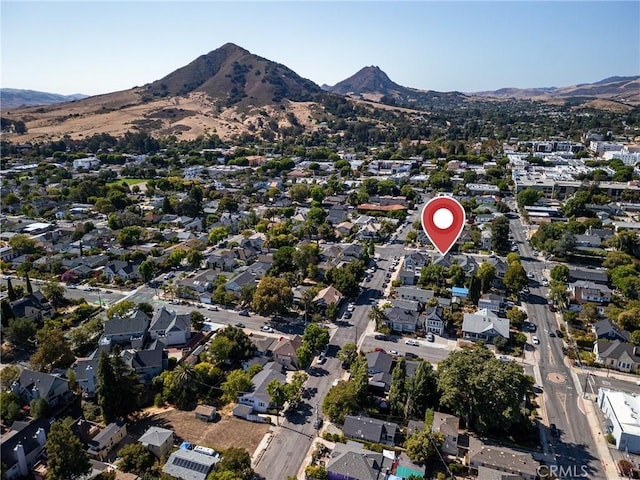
[2,1,639,96]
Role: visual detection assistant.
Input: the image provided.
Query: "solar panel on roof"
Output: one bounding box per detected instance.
[172,456,209,473]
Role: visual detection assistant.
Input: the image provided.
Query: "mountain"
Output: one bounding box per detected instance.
[473,76,640,105]
[1,89,88,109]
[144,42,324,106]
[324,66,467,109]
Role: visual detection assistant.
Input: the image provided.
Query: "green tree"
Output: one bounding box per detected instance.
[41,281,66,308]
[437,345,529,434]
[448,263,466,287]
[252,277,293,316]
[105,300,136,319]
[477,262,496,293]
[322,379,358,424]
[349,355,369,403]
[208,226,229,245]
[8,234,38,254]
[0,392,22,423]
[289,183,310,203]
[550,264,570,283]
[46,417,91,480]
[0,365,21,391]
[405,429,445,465]
[302,323,330,352]
[221,369,252,403]
[516,188,542,208]
[503,260,528,293]
[295,344,314,369]
[208,326,255,365]
[187,248,204,269]
[191,311,205,331]
[30,325,75,372]
[491,216,510,253]
[389,357,408,418]
[630,330,640,346]
[24,272,33,295]
[407,361,438,419]
[209,447,254,480]
[116,226,143,247]
[138,260,156,283]
[117,443,156,476]
[30,398,49,419]
[506,307,528,326]
[5,317,37,347]
[7,278,16,301]
[338,343,358,367]
[96,349,142,422]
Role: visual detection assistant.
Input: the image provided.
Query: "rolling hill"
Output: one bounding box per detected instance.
[1,89,88,109]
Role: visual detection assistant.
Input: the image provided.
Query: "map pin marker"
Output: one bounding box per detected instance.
[421,196,466,256]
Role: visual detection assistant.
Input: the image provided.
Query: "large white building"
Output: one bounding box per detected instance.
[597,388,640,454]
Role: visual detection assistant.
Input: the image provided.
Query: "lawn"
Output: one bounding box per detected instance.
[107,178,147,187]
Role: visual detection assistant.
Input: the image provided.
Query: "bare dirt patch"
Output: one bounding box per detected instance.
[129,406,270,453]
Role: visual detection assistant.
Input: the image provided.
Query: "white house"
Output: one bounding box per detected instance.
[462,309,509,343]
[597,388,640,454]
[149,306,192,346]
[238,363,286,413]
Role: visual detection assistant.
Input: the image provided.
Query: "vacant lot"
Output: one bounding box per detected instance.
[128,406,271,454]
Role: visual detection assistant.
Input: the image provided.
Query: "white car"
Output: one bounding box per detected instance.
[405,340,420,346]
[532,336,540,345]
[332,378,340,387]
[388,350,399,355]
[260,326,274,333]
[542,279,548,286]
[347,304,355,312]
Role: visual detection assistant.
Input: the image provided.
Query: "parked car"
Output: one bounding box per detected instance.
[239,309,250,317]
[556,330,564,338]
[235,322,245,328]
[374,334,388,341]
[317,355,326,365]
[405,339,420,346]
[388,350,399,356]
[405,352,418,359]
[426,333,435,342]
[313,417,323,429]
[549,331,556,338]
[260,325,273,333]
[207,305,219,311]
[532,336,540,345]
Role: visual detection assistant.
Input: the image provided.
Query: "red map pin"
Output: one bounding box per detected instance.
[421,196,466,256]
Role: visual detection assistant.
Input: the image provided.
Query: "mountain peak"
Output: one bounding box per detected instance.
[326,65,402,95]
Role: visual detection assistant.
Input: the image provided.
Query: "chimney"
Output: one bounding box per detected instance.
[85,364,95,395]
[34,427,46,446]
[14,443,28,476]
[11,380,21,395]
[31,385,40,400]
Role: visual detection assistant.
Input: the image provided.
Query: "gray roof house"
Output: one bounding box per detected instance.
[224,270,257,293]
[424,306,446,336]
[163,448,219,480]
[138,426,174,458]
[462,309,510,343]
[432,412,460,456]
[594,340,640,373]
[149,306,192,346]
[592,319,631,342]
[343,415,398,446]
[238,363,286,413]
[98,309,150,351]
[396,286,434,303]
[383,307,423,333]
[0,418,49,480]
[10,291,54,322]
[12,369,71,408]
[326,448,392,480]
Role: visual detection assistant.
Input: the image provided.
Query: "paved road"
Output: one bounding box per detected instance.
[511,218,606,479]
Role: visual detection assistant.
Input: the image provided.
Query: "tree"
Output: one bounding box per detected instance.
[208,326,255,365]
[117,443,156,476]
[221,369,252,403]
[105,300,136,319]
[437,345,529,434]
[322,380,358,424]
[338,343,358,367]
[0,365,21,391]
[477,262,496,293]
[30,325,75,372]
[191,311,205,331]
[302,323,330,352]
[46,417,91,480]
[272,246,296,274]
[138,260,156,283]
[517,188,542,208]
[289,183,310,203]
[630,330,640,346]
[407,361,438,419]
[208,226,229,245]
[252,277,293,316]
[24,272,33,295]
[0,392,22,423]
[8,234,38,254]
[7,278,16,301]
[491,216,510,253]
[137,301,154,317]
[326,302,339,321]
[405,429,445,465]
[388,357,407,418]
[506,307,528,327]
[448,263,465,287]
[503,260,528,293]
[116,226,143,247]
[187,248,204,269]
[580,302,599,322]
[5,317,37,347]
[550,264,570,283]
[30,398,49,419]
[96,349,142,422]
[295,344,314,369]
[1,299,14,326]
[210,447,254,480]
[42,281,66,308]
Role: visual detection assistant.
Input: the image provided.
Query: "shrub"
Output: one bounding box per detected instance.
[605,433,615,444]
[618,459,635,477]
[449,463,467,475]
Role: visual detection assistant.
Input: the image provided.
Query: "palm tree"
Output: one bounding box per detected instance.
[369,306,387,331]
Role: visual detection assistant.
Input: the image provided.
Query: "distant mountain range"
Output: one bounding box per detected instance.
[2,42,638,142]
[1,88,88,109]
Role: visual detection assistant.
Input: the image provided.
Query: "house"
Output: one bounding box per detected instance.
[271,335,303,370]
[326,445,394,480]
[594,341,640,372]
[481,229,492,250]
[121,343,168,384]
[0,419,49,480]
[398,269,416,285]
[98,309,150,351]
[597,388,640,454]
[194,404,217,422]
[431,413,459,457]
[568,281,612,305]
[396,286,434,303]
[365,351,393,391]
[313,285,344,307]
[224,270,257,293]
[478,293,503,313]
[103,259,141,282]
[12,369,71,408]
[424,306,446,336]
[138,426,174,458]
[343,415,398,446]
[591,319,631,342]
[87,421,127,460]
[238,363,286,413]
[568,268,609,285]
[163,449,219,480]
[462,309,510,343]
[383,307,422,333]
[465,437,540,480]
[232,403,267,423]
[403,251,430,272]
[10,292,54,322]
[149,306,192,346]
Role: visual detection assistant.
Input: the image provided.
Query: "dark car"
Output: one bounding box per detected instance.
[238,310,250,317]
[405,352,419,359]
[313,417,323,429]
[374,334,388,341]
[556,330,564,338]
[549,331,556,337]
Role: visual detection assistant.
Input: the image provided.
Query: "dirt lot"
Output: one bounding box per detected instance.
[127,405,271,454]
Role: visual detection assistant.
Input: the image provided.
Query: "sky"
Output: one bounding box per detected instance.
[1,1,639,96]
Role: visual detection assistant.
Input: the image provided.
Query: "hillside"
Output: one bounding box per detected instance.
[325,66,467,110]
[1,89,88,110]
